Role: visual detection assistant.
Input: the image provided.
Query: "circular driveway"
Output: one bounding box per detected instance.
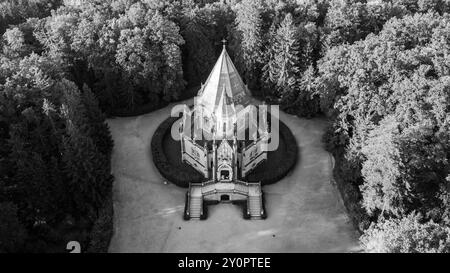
[107,99,361,252]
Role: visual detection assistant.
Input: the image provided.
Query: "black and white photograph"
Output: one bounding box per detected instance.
[0,0,450,262]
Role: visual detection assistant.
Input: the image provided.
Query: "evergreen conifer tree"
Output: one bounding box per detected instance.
[263,13,301,101]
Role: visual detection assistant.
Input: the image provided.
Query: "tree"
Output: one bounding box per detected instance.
[2,27,27,58]
[287,65,320,117]
[360,116,406,217]
[323,0,371,49]
[318,11,450,228]
[60,80,112,219]
[321,0,415,50]
[361,213,450,253]
[418,0,450,14]
[196,0,235,53]
[8,116,64,226]
[81,85,113,159]
[262,13,301,101]
[0,0,62,35]
[148,11,185,101]
[232,0,267,91]
[38,1,186,113]
[0,0,116,253]
[318,11,450,161]
[179,8,216,87]
[361,115,449,218]
[0,202,27,253]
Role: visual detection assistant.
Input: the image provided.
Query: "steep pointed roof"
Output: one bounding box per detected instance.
[197,46,251,113]
[216,86,236,118]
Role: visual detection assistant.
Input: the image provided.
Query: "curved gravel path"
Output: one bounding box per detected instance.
[107,99,361,252]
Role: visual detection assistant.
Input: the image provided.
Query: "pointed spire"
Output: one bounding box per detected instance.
[197,43,251,113]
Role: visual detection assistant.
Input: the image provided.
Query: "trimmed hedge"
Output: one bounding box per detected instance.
[246,120,297,185]
[152,114,298,187]
[151,117,204,188]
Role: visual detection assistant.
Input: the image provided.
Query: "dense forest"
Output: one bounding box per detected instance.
[1,0,450,252]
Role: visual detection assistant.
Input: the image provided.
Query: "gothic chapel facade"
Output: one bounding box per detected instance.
[180,43,270,220]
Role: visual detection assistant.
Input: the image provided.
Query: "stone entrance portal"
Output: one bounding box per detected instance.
[220,194,230,201]
[220,170,230,180]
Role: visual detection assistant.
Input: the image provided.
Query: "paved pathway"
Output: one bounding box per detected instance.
[107,99,361,252]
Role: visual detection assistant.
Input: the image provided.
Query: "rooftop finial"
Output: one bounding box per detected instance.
[222,38,226,49]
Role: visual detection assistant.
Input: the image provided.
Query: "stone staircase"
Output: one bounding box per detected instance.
[184,181,265,220]
[247,184,264,219]
[186,185,203,219]
[189,195,203,218]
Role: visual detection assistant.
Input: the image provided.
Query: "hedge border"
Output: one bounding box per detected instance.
[151,115,298,188]
[151,116,205,188]
[246,120,298,185]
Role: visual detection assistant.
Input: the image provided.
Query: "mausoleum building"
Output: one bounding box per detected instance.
[180,44,269,220]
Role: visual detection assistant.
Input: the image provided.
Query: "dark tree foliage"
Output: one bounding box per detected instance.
[0,202,27,252]
[0,17,113,251]
[60,80,113,218]
[231,0,267,92]
[1,0,450,253]
[318,7,450,252]
[179,1,235,88]
[31,0,186,114]
[361,213,450,253]
[0,0,62,35]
